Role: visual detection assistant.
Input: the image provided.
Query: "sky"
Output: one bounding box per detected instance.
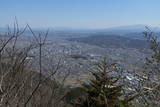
[0,0,160,29]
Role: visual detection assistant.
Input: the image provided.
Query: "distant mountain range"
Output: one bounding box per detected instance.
[1,24,160,32]
[0,25,160,38]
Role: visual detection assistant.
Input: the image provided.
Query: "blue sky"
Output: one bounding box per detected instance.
[0,0,160,28]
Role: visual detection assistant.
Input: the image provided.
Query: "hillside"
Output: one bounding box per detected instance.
[67,35,149,49]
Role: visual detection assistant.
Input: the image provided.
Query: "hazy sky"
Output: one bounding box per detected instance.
[0,0,160,28]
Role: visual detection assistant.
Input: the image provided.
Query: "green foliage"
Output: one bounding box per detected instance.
[141,28,160,106]
[143,29,160,62]
[72,58,133,107]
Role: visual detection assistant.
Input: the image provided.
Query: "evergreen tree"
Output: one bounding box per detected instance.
[73,58,133,107]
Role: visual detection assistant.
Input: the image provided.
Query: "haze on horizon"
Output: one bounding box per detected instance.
[0,0,160,29]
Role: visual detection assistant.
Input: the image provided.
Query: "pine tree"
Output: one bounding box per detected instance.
[73,58,133,107]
